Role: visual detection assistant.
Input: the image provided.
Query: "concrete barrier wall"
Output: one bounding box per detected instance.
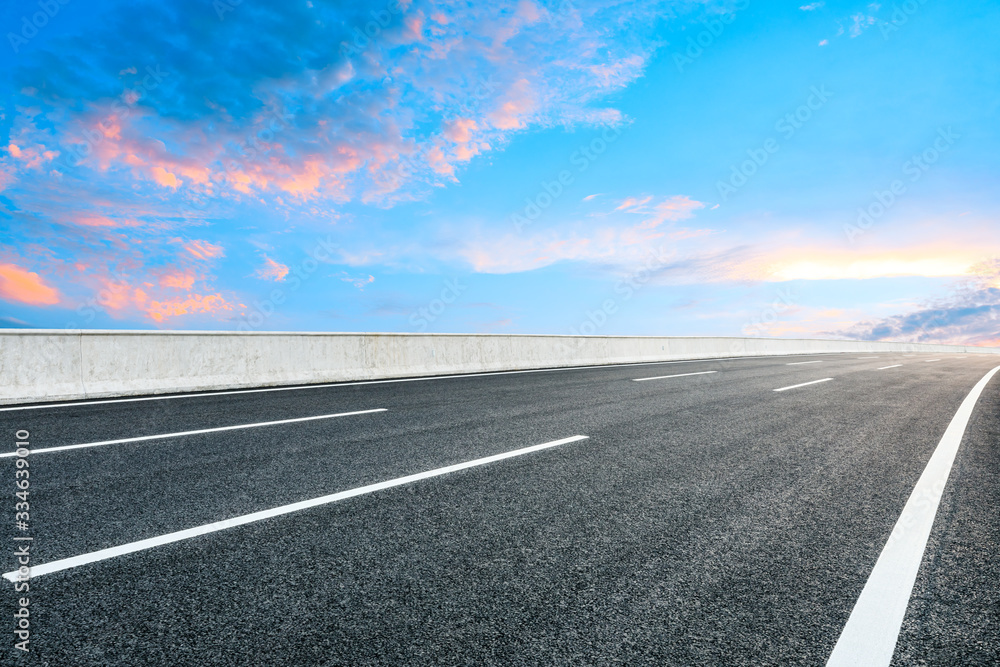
[2,330,998,405]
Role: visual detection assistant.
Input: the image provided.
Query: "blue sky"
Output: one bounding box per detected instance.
[1,0,998,345]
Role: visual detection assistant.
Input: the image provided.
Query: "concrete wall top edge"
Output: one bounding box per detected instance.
[0,329,997,351]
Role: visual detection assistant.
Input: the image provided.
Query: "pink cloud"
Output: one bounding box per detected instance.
[453,141,486,161]
[588,54,647,90]
[615,196,653,211]
[515,0,542,22]
[184,240,225,260]
[0,168,16,193]
[72,214,131,228]
[404,14,425,41]
[159,271,197,290]
[340,273,375,290]
[145,293,238,323]
[444,118,478,144]
[254,257,289,282]
[6,141,58,170]
[92,278,135,312]
[426,145,456,177]
[0,263,61,305]
[88,272,241,324]
[615,195,706,230]
[150,166,180,189]
[489,79,536,130]
[273,158,328,198]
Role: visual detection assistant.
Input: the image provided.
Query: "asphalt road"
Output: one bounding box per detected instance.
[2,352,998,666]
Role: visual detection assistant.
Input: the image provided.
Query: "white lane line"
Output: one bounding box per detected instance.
[0,354,845,412]
[878,365,903,370]
[632,371,717,382]
[773,378,834,392]
[787,361,824,366]
[0,409,387,458]
[858,357,879,360]
[826,365,1000,667]
[1,435,589,582]
[925,359,941,363]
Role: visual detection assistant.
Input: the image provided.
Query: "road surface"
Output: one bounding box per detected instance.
[2,352,998,665]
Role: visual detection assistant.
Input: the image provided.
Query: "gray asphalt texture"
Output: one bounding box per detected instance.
[2,352,998,666]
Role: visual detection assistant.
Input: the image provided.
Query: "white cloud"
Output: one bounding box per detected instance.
[832,259,1000,346]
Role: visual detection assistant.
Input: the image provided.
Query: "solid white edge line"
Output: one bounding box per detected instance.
[925,359,941,362]
[787,361,824,365]
[0,409,387,458]
[878,365,903,370]
[826,365,1000,666]
[773,378,834,392]
[858,357,879,359]
[0,353,850,412]
[1,435,590,582]
[632,371,717,382]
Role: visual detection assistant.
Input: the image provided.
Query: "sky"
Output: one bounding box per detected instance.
[0,0,998,346]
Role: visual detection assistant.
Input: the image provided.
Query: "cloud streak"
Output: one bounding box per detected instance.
[831,259,1000,346]
[453,194,711,274]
